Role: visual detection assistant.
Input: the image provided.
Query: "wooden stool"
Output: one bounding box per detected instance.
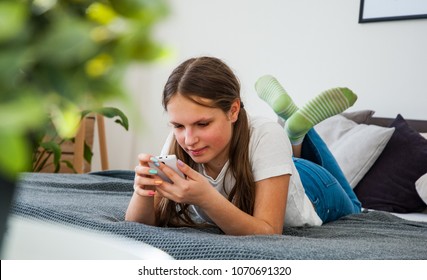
[73,114,108,173]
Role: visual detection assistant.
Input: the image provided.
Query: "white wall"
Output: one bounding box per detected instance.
[92,0,427,171]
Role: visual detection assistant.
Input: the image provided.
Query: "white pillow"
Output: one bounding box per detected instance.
[416,173,427,205]
[421,132,427,140]
[314,115,395,188]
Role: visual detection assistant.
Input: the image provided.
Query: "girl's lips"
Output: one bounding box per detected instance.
[188,147,207,156]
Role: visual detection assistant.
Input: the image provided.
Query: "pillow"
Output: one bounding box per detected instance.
[416,173,427,205]
[314,115,395,188]
[341,109,375,124]
[354,114,427,213]
[421,132,427,140]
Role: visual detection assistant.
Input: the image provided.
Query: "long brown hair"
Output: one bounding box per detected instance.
[156,56,255,227]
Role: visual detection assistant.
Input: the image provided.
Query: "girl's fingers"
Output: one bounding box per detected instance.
[135,165,162,180]
[133,186,156,197]
[137,153,151,164]
[133,164,164,197]
[137,153,159,167]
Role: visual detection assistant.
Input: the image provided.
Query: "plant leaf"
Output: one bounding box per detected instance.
[62,160,77,174]
[83,107,129,130]
[84,141,94,164]
[40,141,62,172]
[0,2,28,43]
[0,131,31,178]
[50,104,82,138]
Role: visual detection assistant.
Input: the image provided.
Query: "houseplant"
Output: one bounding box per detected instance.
[32,107,129,173]
[0,0,169,252]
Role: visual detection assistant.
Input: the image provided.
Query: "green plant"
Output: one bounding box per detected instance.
[32,107,129,173]
[0,0,169,178]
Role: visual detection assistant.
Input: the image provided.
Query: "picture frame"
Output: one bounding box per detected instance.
[359,0,427,23]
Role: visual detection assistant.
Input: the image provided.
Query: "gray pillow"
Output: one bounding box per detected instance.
[314,115,394,188]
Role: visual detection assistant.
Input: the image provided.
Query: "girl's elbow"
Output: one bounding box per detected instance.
[125,211,155,226]
[254,223,283,235]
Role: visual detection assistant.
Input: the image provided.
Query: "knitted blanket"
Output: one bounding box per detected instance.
[11,171,427,260]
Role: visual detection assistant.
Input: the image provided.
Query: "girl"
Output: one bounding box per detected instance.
[125,56,361,235]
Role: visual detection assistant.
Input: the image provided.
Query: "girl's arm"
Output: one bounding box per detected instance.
[155,160,290,235]
[125,154,162,225]
[200,175,289,235]
[125,191,156,225]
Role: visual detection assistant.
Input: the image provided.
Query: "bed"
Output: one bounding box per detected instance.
[4,111,427,260]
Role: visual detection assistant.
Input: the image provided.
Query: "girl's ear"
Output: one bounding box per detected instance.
[228,99,241,123]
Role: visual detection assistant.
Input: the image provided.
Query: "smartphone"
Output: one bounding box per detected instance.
[148,155,185,183]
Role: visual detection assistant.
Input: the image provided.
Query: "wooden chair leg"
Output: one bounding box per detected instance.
[97,114,109,170]
[73,119,86,174]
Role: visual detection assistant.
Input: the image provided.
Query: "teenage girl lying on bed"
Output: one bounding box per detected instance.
[125,56,361,235]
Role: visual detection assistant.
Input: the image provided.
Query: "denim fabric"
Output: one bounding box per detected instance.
[295,129,361,223]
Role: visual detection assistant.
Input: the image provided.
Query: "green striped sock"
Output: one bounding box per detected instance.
[285,87,357,145]
[255,75,298,120]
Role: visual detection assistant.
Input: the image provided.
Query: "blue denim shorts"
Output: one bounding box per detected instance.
[295,129,361,223]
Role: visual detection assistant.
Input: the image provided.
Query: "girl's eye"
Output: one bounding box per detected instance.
[173,124,183,129]
[198,122,209,127]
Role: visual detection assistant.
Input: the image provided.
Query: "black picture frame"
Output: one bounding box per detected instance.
[359,0,427,23]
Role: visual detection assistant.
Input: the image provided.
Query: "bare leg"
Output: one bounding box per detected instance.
[292,143,302,158]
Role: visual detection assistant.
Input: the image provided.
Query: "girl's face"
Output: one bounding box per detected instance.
[167,94,240,174]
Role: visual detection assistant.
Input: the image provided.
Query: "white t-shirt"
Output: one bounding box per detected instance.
[160,116,322,227]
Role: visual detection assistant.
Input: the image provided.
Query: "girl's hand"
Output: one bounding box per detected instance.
[155,159,216,206]
[133,153,163,197]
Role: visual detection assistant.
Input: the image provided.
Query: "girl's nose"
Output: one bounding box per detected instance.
[184,130,198,146]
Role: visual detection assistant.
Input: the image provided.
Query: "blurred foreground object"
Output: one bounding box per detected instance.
[0,0,169,177]
[0,0,170,254]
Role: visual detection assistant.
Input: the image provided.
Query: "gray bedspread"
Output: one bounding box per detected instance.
[11,171,427,260]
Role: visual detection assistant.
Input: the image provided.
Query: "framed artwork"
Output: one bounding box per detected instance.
[359,0,427,23]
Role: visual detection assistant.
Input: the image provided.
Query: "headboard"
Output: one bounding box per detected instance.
[277,115,427,132]
[368,117,427,133]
